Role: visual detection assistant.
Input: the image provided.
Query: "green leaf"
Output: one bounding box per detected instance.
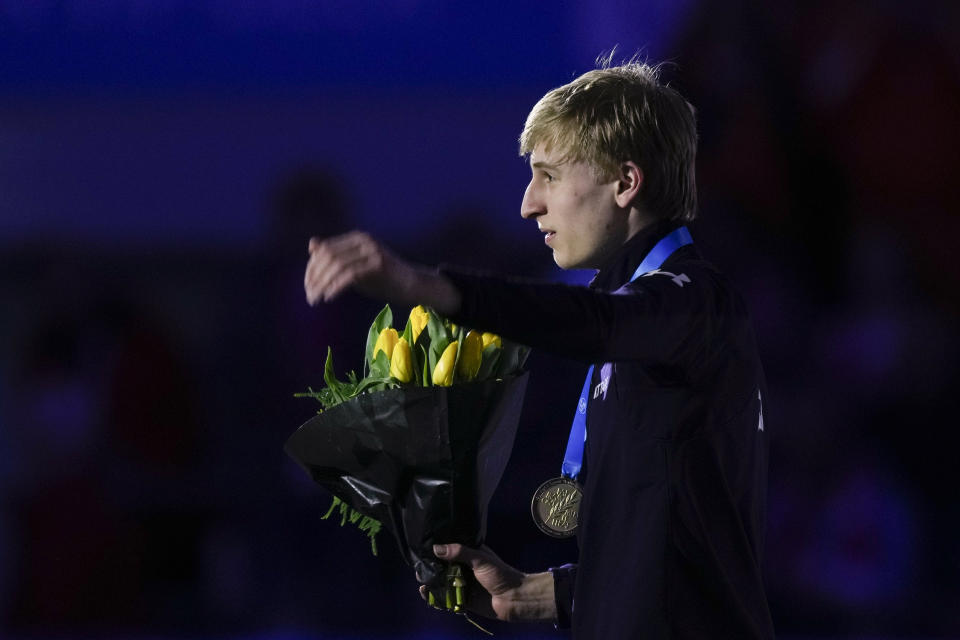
[420,344,431,386]
[364,304,393,376]
[411,349,421,386]
[409,330,423,386]
[353,375,394,395]
[367,379,400,393]
[318,387,338,409]
[358,516,381,556]
[369,349,390,379]
[320,496,382,557]
[425,309,450,359]
[293,386,323,400]
[428,337,450,382]
[413,311,434,384]
[476,343,501,381]
[321,496,344,520]
[317,348,366,407]
[452,329,467,383]
[323,347,346,404]
[494,338,527,379]
[398,309,421,385]
[401,309,414,344]
[517,345,531,370]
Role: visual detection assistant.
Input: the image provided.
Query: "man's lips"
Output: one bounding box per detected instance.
[541,229,556,244]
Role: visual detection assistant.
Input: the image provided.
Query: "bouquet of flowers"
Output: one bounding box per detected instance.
[285,304,529,615]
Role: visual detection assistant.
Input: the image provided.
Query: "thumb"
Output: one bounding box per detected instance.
[308,236,322,253]
[434,543,489,570]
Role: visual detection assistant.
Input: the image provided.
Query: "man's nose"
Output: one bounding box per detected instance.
[520,183,544,219]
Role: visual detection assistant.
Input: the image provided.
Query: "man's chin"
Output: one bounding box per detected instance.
[553,256,582,270]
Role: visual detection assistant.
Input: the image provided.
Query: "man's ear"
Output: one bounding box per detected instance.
[614,161,643,209]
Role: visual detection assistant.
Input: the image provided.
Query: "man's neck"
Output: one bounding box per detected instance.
[623,208,659,246]
[589,217,682,291]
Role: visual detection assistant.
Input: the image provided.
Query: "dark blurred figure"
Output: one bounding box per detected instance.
[267,167,371,392]
[97,296,208,630]
[409,203,551,278]
[6,311,132,629]
[269,168,351,254]
[4,261,211,632]
[101,298,201,474]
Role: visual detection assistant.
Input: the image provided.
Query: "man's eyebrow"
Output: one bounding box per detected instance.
[531,160,561,170]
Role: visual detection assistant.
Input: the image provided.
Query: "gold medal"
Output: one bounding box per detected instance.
[530,476,582,538]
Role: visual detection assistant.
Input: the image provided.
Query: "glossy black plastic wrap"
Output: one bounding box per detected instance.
[284,372,529,586]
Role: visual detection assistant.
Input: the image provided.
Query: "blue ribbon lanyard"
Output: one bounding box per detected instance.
[560,226,693,480]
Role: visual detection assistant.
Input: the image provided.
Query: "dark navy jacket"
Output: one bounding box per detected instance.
[444,221,775,639]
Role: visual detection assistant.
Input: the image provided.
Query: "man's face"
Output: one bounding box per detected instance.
[521,146,627,270]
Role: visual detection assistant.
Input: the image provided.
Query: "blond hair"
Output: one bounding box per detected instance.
[519,59,698,222]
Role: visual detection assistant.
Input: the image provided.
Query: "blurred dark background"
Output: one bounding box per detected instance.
[1,1,958,638]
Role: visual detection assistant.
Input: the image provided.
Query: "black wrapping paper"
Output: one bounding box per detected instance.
[284,372,528,586]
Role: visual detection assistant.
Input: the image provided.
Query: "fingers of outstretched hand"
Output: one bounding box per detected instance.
[305,232,382,304]
[310,251,374,303]
[307,231,369,258]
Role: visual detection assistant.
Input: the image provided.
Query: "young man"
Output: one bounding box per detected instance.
[304,61,775,638]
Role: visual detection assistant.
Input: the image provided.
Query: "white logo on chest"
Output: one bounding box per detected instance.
[593,377,609,400]
[592,363,613,401]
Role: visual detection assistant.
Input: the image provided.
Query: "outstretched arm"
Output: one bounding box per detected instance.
[419,543,557,623]
[305,230,715,368]
[304,232,461,314]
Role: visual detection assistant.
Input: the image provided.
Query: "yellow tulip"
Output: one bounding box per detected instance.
[481,332,502,349]
[409,305,430,342]
[432,342,458,387]
[456,331,483,381]
[373,328,399,361]
[390,338,413,383]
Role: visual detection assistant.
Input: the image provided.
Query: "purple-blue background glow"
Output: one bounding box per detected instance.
[2,1,959,638]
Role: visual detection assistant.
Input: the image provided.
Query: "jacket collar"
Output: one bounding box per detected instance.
[588,219,683,291]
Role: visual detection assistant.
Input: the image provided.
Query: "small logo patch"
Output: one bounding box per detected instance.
[593,377,609,400]
[593,363,612,401]
[643,269,692,287]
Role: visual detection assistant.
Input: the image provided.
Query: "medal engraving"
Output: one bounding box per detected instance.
[531,477,582,538]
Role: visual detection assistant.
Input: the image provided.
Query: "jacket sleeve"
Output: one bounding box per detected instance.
[549,563,578,629]
[442,263,719,369]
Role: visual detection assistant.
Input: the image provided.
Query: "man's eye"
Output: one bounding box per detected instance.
[544,173,554,183]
